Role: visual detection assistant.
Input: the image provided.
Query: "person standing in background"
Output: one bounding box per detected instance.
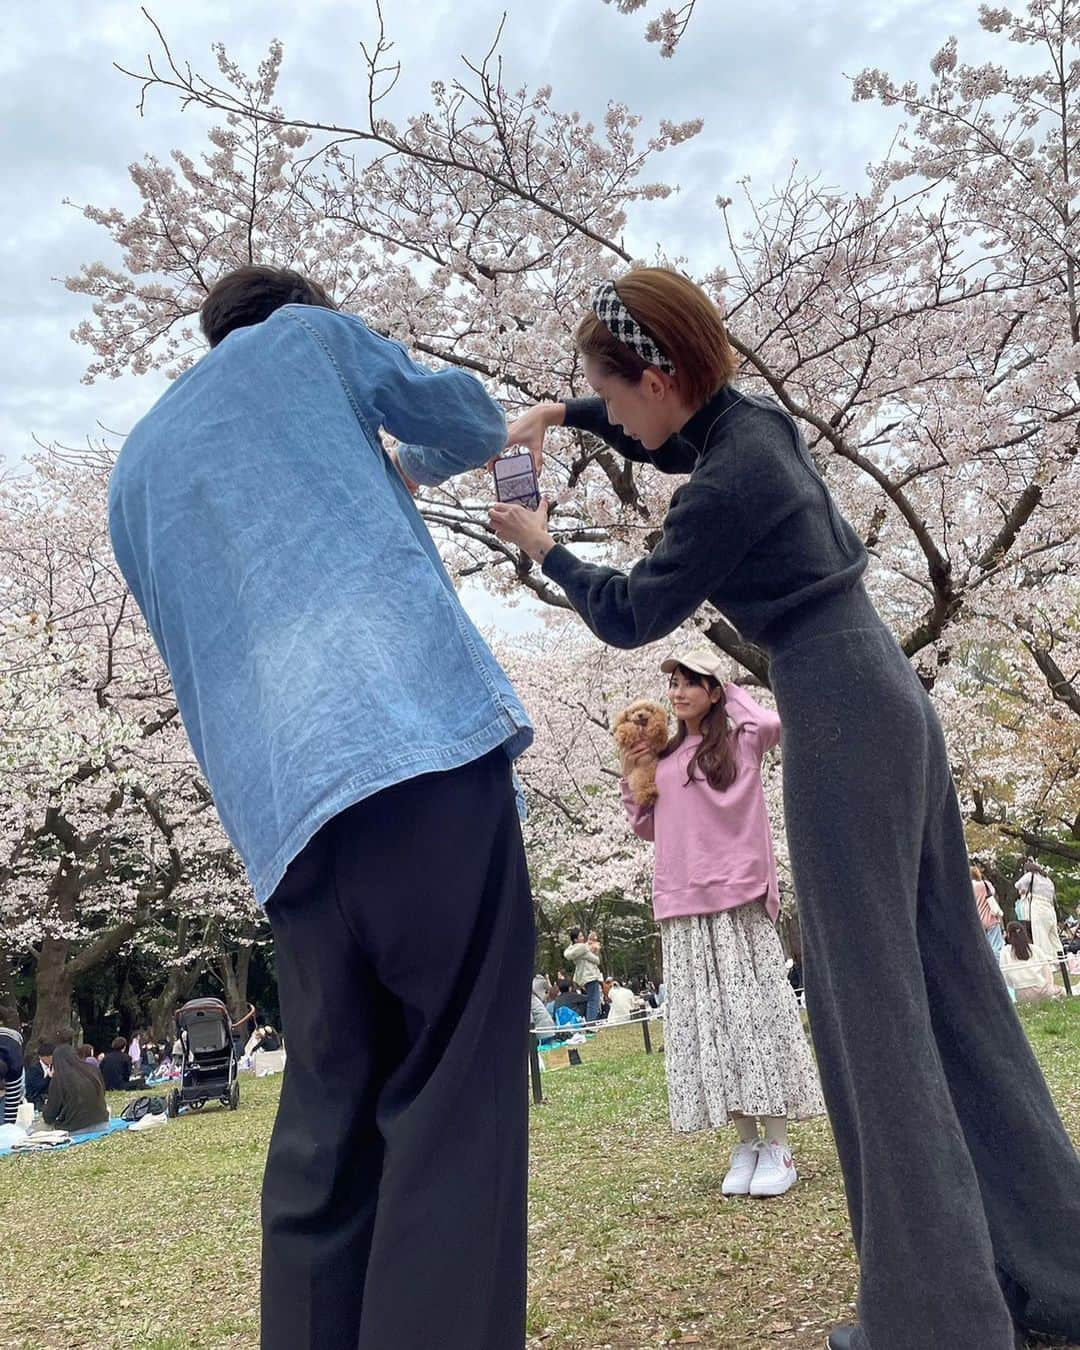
[621,651,824,1199]
[971,865,1005,959]
[564,928,604,1023]
[1016,860,1063,976]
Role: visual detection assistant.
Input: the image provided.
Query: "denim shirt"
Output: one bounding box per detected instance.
[108,305,532,906]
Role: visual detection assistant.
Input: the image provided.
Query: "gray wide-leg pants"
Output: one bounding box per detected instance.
[769,588,1080,1350]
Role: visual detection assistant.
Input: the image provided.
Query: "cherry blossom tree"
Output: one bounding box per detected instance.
[940,629,1080,864]
[0,449,259,1044]
[69,12,1072,667]
[58,5,1077,866]
[600,0,699,59]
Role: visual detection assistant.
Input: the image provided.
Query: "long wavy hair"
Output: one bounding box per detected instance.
[660,666,737,792]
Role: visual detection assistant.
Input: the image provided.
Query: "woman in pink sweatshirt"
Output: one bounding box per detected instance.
[622,648,824,1198]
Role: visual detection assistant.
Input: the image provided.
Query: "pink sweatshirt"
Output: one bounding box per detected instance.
[621,684,781,923]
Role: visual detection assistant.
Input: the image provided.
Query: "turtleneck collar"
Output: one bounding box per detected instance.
[678,384,743,453]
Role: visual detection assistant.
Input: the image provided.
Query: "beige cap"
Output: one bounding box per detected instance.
[659,648,727,680]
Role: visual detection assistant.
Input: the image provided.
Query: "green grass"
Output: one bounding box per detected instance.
[1,1004,1078,1349]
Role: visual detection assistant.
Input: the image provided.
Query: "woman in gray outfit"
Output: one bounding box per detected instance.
[491,267,1080,1350]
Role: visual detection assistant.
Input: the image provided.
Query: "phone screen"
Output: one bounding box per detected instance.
[493,451,540,510]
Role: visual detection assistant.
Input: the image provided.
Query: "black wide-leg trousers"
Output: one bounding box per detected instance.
[260,749,535,1350]
[769,588,1080,1350]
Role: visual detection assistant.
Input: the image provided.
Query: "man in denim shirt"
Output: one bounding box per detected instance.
[109,267,535,1350]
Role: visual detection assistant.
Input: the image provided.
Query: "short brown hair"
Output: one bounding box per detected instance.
[575,268,737,407]
[200,265,337,348]
[112,1036,127,1052]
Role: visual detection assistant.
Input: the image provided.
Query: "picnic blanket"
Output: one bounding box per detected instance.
[0,1118,129,1159]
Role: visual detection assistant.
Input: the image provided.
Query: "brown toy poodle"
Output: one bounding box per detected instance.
[613,700,671,806]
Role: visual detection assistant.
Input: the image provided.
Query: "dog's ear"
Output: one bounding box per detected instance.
[613,717,639,747]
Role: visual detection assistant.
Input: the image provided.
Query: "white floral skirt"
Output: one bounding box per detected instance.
[661,902,825,1133]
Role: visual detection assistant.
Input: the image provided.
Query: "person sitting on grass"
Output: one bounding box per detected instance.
[42,1044,109,1135]
[23,1044,51,1110]
[1000,923,1063,1004]
[256,1026,281,1053]
[77,1044,100,1074]
[606,981,646,1025]
[99,1037,136,1091]
[530,993,557,1043]
[552,980,587,1026]
[147,1053,177,1085]
[245,1025,282,1057]
[0,1025,25,1127]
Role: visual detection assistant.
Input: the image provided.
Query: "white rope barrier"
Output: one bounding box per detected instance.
[530,1007,667,1038]
[531,954,1079,1043]
[1009,953,1073,969]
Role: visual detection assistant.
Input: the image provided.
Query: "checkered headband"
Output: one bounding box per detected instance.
[591,280,675,375]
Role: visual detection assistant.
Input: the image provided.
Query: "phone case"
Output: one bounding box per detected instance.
[493,452,540,510]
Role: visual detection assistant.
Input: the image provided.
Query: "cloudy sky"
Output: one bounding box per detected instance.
[2,0,1007,629]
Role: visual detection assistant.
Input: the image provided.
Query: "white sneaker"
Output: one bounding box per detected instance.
[722,1141,760,1196]
[749,1140,798,1197]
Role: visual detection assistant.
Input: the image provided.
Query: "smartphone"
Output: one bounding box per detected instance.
[493,451,540,511]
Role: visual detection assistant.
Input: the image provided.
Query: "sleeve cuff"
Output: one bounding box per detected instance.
[562,397,600,430]
[541,543,576,584]
[395,445,448,489]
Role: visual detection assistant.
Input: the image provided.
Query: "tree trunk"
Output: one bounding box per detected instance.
[150,964,203,1041]
[985,865,1019,925]
[30,935,76,1048]
[218,925,257,1023]
[74,990,98,1047]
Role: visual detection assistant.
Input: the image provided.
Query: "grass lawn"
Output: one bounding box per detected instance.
[1,1002,1078,1350]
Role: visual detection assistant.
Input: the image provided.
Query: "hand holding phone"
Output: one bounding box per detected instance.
[492,451,541,511]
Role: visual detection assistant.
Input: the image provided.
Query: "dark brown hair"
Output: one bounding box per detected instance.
[660,666,737,792]
[111,1036,127,1052]
[1006,922,1032,961]
[78,1044,95,1060]
[50,1043,108,1104]
[575,268,737,407]
[200,265,337,348]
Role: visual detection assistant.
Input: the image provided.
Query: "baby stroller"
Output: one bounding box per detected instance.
[166,998,239,1118]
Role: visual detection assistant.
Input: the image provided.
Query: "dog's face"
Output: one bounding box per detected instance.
[613,700,670,752]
